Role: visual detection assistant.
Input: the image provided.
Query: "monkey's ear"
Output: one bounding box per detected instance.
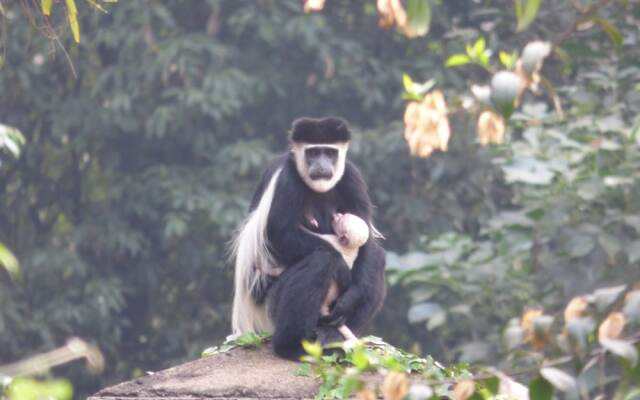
[290,116,351,144]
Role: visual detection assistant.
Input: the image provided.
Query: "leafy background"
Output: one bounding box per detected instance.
[0,0,639,398]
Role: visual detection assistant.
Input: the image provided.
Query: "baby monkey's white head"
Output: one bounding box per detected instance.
[332,213,369,249]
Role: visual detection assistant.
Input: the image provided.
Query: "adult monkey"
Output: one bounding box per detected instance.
[231,117,386,359]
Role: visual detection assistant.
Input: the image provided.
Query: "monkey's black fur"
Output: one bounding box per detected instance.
[247,118,386,360]
[290,116,351,144]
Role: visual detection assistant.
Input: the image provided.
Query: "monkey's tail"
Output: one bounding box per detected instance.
[231,169,282,335]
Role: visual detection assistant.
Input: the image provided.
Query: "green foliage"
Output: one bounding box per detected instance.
[402,74,435,101]
[514,0,540,32]
[497,284,640,399]
[445,37,491,70]
[5,378,73,400]
[298,336,454,399]
[36,0,116,43]
[388,231,533,362]
[201,331,271,357]
[405,0,431,38]
[393,1,640,397]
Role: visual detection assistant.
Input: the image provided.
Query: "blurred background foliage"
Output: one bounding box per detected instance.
[0,0,639,398]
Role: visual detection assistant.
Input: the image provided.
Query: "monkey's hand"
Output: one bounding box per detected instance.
[321,298,351,327]
[324,285,363,328]
[299,225,348,254]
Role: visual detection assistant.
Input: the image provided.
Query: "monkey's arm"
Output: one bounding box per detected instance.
[335,162,373,221]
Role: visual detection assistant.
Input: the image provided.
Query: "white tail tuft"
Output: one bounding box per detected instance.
[371,224,385,240]
[231,168,282,334]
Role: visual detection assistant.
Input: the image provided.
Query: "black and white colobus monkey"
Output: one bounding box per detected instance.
[231,117,386,359]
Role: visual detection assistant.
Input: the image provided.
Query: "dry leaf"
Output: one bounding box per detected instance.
[521,308,547,349]
[377,0,407,30]
[355,389,377,400]
[304,0,325,13]
[515,59,541,94]
[477,110,505,145]
[598,312,625,341]
[564,296,589,322]
[403,90,450,157]
[382,371,408,400]
[514,42,550,95]
[453,379,476,400]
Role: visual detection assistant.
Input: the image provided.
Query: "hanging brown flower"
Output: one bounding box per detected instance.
[477,110,506,145]
[403,90,451,157]
[377,0,407,30]
[304,0,326,13]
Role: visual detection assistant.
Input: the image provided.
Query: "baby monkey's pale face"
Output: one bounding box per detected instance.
[331,213,369,249]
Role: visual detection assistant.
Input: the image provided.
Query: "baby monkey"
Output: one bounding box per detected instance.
[304,212,370,341]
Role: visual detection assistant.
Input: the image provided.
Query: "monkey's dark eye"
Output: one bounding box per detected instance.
[306,148,321,158]
[323,148,338,158]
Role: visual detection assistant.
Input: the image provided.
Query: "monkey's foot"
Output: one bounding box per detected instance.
[314,325,344,347]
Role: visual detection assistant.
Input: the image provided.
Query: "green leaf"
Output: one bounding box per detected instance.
[593,285,626,312]
[540,368,578,392]
[302,340,322,359]
[504,322,525,350]
[407,302,444,324]
[482,376,499,394]
[405,0,431,38]
[472,37,486,57]
[499,51,518,69]
[86,0,109,13]
[529,377,553,400]
[402,92,424,101]
[7,378,73,400]
[413,79,436,96]
[65,0,80,43]
[624,388,640,400]
[294,363,313,377]
[201,346,219,357]
[402,75,434,100]
[445,54,471,67]
[566,318,594,355]
[41,0,53,16]
[502,158,555,186]
[351,347,369,370]
[592,17,622,48]
[624,291,640,323]
[403,73,415,93]
[0,243,21,282]
[232,331,269,347]
[515,0,540,32]
[600,338,639,367]
[0,124,26,158]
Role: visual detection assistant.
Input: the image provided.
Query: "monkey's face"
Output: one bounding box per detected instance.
[293,143,349,193]
[305,146,338,181]
[332,213,369,248]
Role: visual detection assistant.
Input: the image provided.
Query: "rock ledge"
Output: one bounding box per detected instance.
[88,346,319,400]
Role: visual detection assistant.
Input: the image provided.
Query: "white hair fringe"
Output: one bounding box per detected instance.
[230,168,282,334]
